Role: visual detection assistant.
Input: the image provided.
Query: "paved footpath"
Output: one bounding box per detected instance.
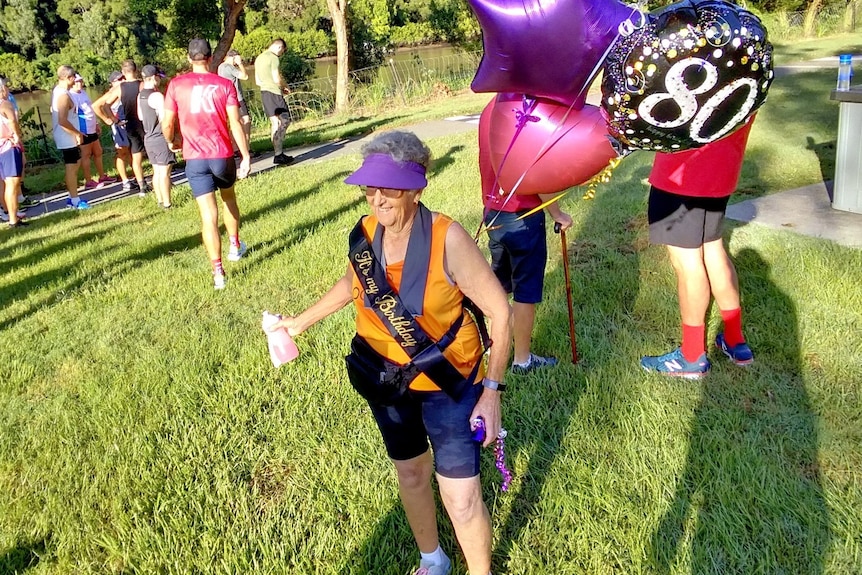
[17,59,862,248]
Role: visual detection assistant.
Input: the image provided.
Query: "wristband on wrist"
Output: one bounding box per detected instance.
[482,377,506,392]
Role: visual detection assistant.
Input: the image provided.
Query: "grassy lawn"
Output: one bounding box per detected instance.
[2,37,861,574]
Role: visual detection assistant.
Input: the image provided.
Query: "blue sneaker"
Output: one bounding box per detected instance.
[715,333,754,366]
[66,198,91,210]
[641,347,710,379]
[511,353,558,375]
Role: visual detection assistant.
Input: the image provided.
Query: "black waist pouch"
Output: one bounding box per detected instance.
[345,334,475,406]
[345,335,411,405]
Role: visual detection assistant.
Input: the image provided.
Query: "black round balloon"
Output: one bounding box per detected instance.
[601,0,773,151]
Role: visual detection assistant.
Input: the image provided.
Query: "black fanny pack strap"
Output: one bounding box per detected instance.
[348,218,487,395]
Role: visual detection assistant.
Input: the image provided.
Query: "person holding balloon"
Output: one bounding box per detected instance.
[640,119,755,379]
[478,119,573,374]
[270,131,512,575]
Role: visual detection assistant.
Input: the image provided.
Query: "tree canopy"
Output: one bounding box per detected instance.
[0,0,840,91]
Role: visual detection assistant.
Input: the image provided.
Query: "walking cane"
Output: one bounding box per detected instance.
[554,222,578,364]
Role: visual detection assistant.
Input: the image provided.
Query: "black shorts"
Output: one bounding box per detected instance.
[60,146,81,165]
[185,157,236,198]
[127,125,146,155]
[238,100,249,119]
[261,91,288,117]
[648,186,730,248]
[82,132,100,145]
[144,136,176,167]
[367,382,482,479]
[485,209,547,304]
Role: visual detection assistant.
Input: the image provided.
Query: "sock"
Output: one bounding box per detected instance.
[212,259,225,276]
[681,324,705,362]
[720,308,744,347]
[229,234,240,248]
[513,353,533,367]
[419,546,446,567]
[70,197,80,206]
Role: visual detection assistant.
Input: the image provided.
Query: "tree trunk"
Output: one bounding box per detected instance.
[210,0,249,72]
[802,0,822,38]
[326,0,349,113]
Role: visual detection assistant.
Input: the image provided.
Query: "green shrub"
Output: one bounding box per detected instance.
[390,22,437,46]
[0,53,36,90]
[284,30,331,59]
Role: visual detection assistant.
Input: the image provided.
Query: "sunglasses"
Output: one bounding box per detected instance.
[360,186,407,199]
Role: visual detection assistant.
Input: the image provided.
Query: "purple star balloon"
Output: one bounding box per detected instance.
[468,0,640,108]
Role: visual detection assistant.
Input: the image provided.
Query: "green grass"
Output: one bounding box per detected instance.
[2,36,861,575]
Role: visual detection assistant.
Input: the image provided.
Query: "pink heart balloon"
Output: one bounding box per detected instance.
[483,93,617,195]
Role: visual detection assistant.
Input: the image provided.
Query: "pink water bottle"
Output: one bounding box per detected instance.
[262,311,299,367]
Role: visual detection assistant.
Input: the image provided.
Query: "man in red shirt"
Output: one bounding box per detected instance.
[162,38,251,290]
[640,119,755,378]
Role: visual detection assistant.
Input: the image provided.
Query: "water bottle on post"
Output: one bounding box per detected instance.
[837,54,852,91]
[262,311,299,367]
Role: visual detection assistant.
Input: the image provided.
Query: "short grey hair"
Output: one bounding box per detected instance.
[57,65,75,80]
[360,131,431,169]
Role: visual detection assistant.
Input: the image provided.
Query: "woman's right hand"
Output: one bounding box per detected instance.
[271,315,303,337]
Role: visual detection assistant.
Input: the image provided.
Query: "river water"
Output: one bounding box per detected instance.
[13,44,469,119]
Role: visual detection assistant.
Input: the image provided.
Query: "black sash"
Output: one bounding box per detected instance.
[346,212,490,404]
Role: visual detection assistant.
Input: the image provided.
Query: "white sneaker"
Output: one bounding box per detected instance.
[413,555,451,575]
[0,210,25,222]
[213,273,226,290]
[227,240,247,262]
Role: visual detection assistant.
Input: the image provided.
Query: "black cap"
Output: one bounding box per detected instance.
[188,38,212,61]
[142,65,164,78]
[108,71,123,83]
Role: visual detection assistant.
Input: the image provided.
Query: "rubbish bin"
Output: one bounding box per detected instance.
[830,87,862,214]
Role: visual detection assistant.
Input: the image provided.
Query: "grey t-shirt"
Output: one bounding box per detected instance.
[217,62,245,102]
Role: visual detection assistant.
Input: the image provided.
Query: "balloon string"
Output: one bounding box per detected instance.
[481,94,582,236]
[480,96,540,236]
[479,5,643,239]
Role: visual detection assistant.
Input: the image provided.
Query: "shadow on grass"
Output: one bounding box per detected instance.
[0,215,200,330]
[0,538,47,573]
[337,503,434,575]
[489,161,649,570]
[806,136,837,196]
[649,244,830,572]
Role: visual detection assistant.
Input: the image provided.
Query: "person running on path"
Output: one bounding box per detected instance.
[138,65,175,208]
[640,120,756,378]
[218,49,251,155]
[0,79,27,226]
[162,38,251,290]
[94,61,147,195]
[254,39,294,166]
[70,74,114,190]
[51,65,90,210]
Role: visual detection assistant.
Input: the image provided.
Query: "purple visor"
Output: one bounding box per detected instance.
[344,153,427,190]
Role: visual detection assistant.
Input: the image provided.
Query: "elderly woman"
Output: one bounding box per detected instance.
[272,131,512,575]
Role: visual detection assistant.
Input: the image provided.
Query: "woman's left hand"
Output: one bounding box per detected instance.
[470,388,502,448]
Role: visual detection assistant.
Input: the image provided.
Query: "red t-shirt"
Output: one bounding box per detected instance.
[164,71,238,160]
[649,119,754,198]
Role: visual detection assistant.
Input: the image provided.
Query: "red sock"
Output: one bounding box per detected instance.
[229,234,240,248]
[720,308,744,347]
[681,324,705,362]
[212,258,224,275]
